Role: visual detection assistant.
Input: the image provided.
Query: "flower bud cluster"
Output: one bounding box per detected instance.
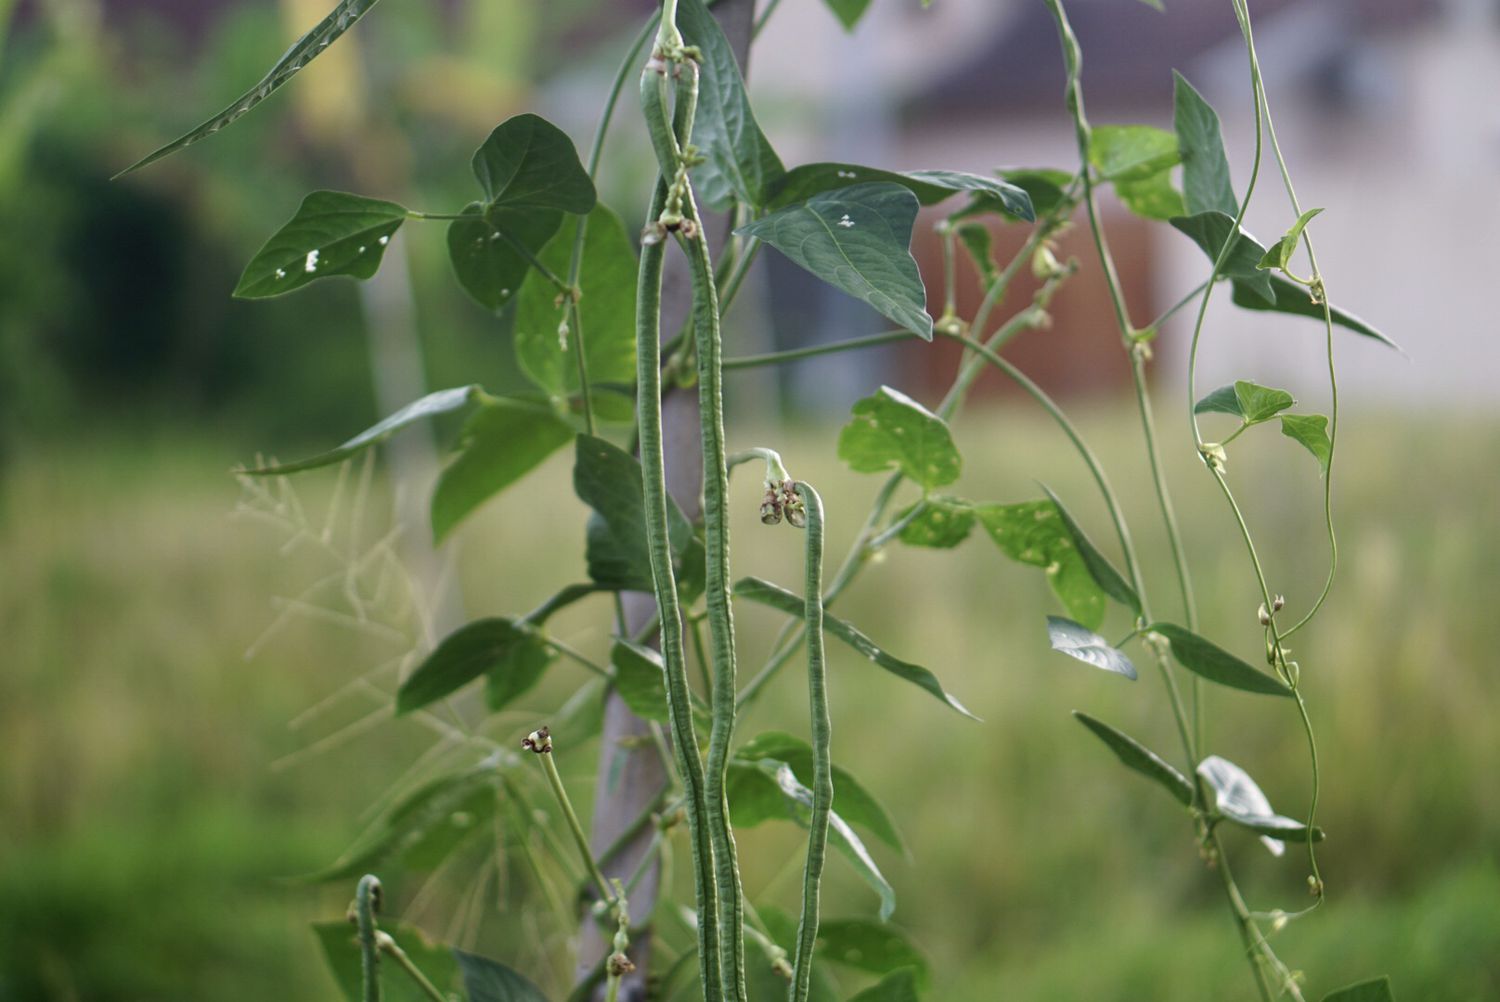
[759,479,806,528]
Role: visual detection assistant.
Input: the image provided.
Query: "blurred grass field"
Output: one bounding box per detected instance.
[2,403,1497,1001]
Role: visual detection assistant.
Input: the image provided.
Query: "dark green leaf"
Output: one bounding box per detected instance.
[1280,414,1332,473]
[470,113,595,216]
[234,191,407,299]
[1113,170,1186,221]
[734,576,978,719]
[848,968,922,1002]
[998,168,1074,218]
[975,501,1107,630]
[737,731,904,851]
[740,183,932,338]
[1046,617,1137,680]
[1257,207,1323,272]
[1173,71,1237,217]
[1198,755,1324,851]
[815,920,930,991]
[955,223,1000,288]
[837,386,960,488]
[313,918,459,1002]
[1150,624,1291,697]
[1039,485,1140,615]
[678,0,786,209]
[245,386,481,476]
[1231,273,1400,350]
[574,435,700,595]
[611,640,669,724]
[1089,125,1180,182]
[767,163,1033,221]
[1321,977,1395,1002]
[430,397,574,542]
[1170,211,1275,303]
[1234,380,1296,424]
[823,0,872,30]
[454,949,549,1002]
[116,0,385,176]
[514,204,638,397]
[897,496,977,549]
[1194,384,1243,419]
[446,202,562,312]
[398,618,554,714]
[1072,711,1192,806]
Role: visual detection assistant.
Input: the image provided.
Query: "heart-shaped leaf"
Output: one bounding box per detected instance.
[1173,71,1237,217]
[739,183,933,338]
[976,501,1108,630]
[234,191,407,299]
[1113,170,1187,221]
[611,640,671,724]
[1170,211,1276,303]
[1280,414,1332,473]
[1195,380,1296,425]
[896,496,978,549]
[397,617,555,714]
[1073,711,1192,806]
[1150,624,1291,697]
[838,386,961,489]
[446,202,562,312]
[1040,485,1140,615]
[1089,125,1180,182]
[574,436,701,596]
[470,113,595,216]
[1045,617,1137,680]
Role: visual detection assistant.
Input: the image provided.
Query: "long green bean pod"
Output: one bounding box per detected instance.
[788,482,830,1002]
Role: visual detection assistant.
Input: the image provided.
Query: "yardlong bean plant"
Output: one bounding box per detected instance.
[119,0,1400,998]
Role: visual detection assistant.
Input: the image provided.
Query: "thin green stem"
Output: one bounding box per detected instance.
[722,330,915,371]
[378,935,448,1002]
[535,743,618,907]
[355,875,382,1002]
[1147,279,1211,333]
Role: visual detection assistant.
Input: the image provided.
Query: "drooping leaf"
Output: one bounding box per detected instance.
[837,386,961,488]
[739,183,932,338]
[1173,71,1237,217]
[896,496,977,549]
[997,168,1074,218]
[611,640,670,724]
[1280,414,1332,473]
[430,397,574,542]
[734,576,977,719]
[116,0,386,176]
[1089,125,1180,182]
[234,191,407,299]
[397,617,555,714]
[574,435,701,596]
[1039,485,1140,615]
[955,223,1000,288]
[822,0,873,30]
[470,113,595,216]
[514,204,638,398]
[302,766,501,882]
[1231,272,1399,349]
[678,0,786,209]
[454,949,550,1002]
[767,163,1033,221]
[1045,617,1137,680]
[848,968,922,1002]
[1113,170,1186,221]
[1258,207,1324,273]
[975,501,1108,630]
[737,731,904,851]
[1072,711,1192,806]
[446,202,562,312]
[1170,211,1275,303]
[1150,624,1291,697]
[1321,977,1395,1002]
[244,386,481,476]
[313,918,459,1002]
[815,919,930,991]
[1198,754,1324,854]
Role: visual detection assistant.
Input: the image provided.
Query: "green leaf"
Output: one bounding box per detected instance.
[1039,485,1140,615]
[734,576,978,720]
[1198,755,1325,852]
[740,184,932,338]
[848,968,922,1002]
[1113,170,1186,221]
[897,496,977,549]
[998,168,1074,218]
[1258,207,1324,272]
[1193,384,1242,418]
[513,204,638,398]
[314,918,459,1002]
[975,501,1107,630]
[678,0,786,209]
[837,386,961,488]
[454,949,549,1002]
[1231,273,1400,350]
[446,202,562,312]
[234,191,407,299]
[1150,624,1291,697]
[244,386,481,476]
[1169,211,1275,304]
[573,435,700,595]
[1233,380,1296,424]
[470,113,595,216]
[303,767,501,882]
[1089,125,1180,182]
[1280,414,1332,473]
[115,0,385,176]
[1072,711,1192,806]
[1321,977,1395,1002]
[954,223,1000,288]
[611,640,669,724]
[397,617,555,714]
[430,397,574,542]
[822,0,872,30]
[737,731,904,851]
[815,920,930,991]
[1045,616,1137,680]
[1173,71,1237,217]
[767,163,1033,221]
